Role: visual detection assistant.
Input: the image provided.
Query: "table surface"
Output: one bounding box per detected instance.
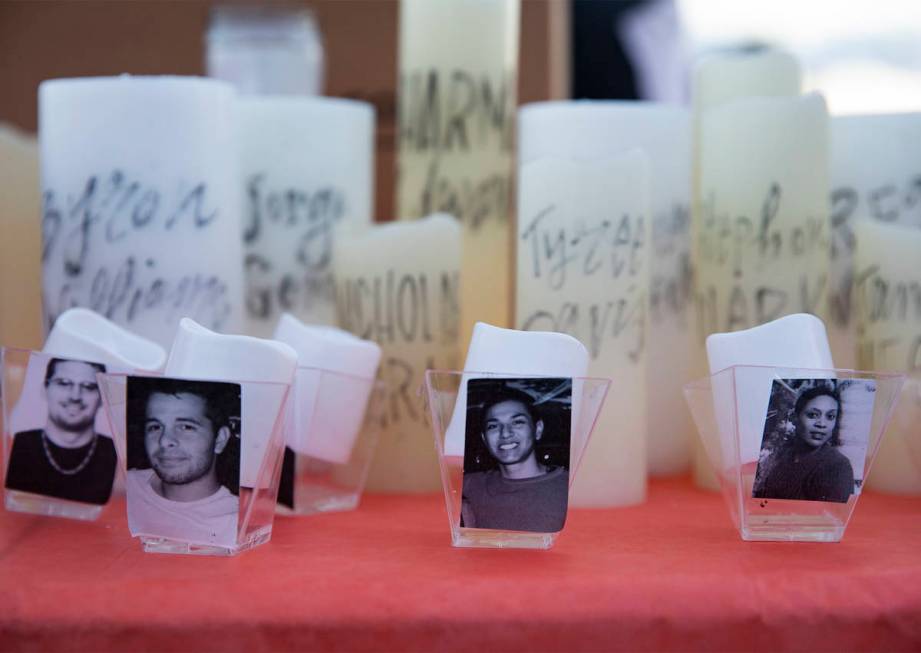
[2,478,920,652]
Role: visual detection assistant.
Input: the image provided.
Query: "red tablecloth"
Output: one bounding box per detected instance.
[2,478,920,652]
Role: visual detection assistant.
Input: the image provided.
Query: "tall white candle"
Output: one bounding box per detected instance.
[237,96,374,336]
[691,50,802,489]
[516,152,649,506]
[397,0,520,347]
[829,113,921,369]
[0,125,42,350]
[519,101,690,477]
[854,220,921,494]
[334,214,461,491]
[40,76,245,349]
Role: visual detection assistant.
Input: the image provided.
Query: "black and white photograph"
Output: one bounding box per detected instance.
[753,378,876,504]
[4,353,116,505]
[125,376,241,548]
[460,377,572,533]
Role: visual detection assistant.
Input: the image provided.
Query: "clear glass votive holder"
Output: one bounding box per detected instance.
[98,372,291,556]
[275,367,384,516]
[684,364,905,543]
[2,347,125,521]
[423,370,611,550]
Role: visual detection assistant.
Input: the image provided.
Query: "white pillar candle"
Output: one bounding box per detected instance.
[854,220,921,493]
[691,50,802,489]
[0,124,42,350]
[397,0,520,346]
[514,152,648,506]
[273,313,381,463]
[519,100,690,477]
[165,319,297,487]
[40,76,246,349]
[696,92,830,347]
[705,314,835,478]
[693,50,801,119]
[829,113,921,370]
[334,214,461,491]
[237,96,375,336]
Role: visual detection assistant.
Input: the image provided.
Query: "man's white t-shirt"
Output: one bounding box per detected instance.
[126,469,239,548]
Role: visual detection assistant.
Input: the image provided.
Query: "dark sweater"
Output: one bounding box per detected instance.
[5,429,117,505]
[461,466,569,533]
[754,439,854,503]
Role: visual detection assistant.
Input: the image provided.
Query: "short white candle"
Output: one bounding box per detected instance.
[854,220,921,494]
[519,100,691,477]
[237,96,374,336]
[273,313,381,463]
[334,214,461,491]
[705,314,835,477]
[397,0,520,347]
[165,319,297,488]
[0,124,42,350]
[40,76,246,349]
[515,152,649,506]
[829,113,921,369]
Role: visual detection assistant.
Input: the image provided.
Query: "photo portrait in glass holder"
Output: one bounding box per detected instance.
[752,378,875,504]
[276,367,385,516]
[1,348,120,521]
[684,365,905,542]
[99,372,290,556]
[424,370,610,550]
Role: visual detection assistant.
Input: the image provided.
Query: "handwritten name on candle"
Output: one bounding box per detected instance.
[518,206,645,361]
[516,156,648,363]
[243,174,346,320]
[336,269,459,426]
[694,184,829,334]
[42,170,234,331]
[854,265,921,371]
[827,175,921,331]
[399,69,514,228]
[650,203,692,325]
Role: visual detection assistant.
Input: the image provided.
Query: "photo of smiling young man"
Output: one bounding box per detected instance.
[753,378,876,504]
[5,356,116,505]
[125,377,241,548]
[460,378,572,533]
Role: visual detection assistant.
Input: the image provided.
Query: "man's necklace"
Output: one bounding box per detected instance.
[42,431,98,476]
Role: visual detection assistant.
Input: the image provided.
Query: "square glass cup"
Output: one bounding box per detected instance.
[99,371,291,556]
[423,370,611,550]
[684,364,905,542]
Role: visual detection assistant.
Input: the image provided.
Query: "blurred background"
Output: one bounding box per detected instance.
[2,0,920,220]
